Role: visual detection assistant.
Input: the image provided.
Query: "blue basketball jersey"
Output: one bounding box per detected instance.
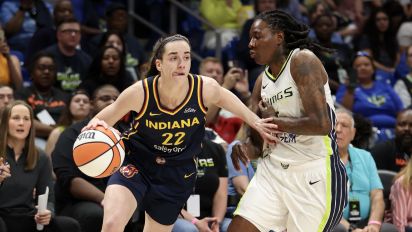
[123,74,208,164]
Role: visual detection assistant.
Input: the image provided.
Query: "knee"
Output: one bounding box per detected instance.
[102,216,126,232]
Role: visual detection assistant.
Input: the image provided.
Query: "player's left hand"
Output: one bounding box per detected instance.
[254,117,279,145]
[258,100,277,118]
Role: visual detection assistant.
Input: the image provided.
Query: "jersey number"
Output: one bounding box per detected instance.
[162,132,185,145]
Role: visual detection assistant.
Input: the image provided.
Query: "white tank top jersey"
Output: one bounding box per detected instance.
[261,48,336,165]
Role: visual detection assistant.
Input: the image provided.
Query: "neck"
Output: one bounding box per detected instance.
[58,43,76,56]
[359,80,374,88]
[7,138,25,159]
[339,147,350,164]
[269,49,287,78]
[36,88,52,96]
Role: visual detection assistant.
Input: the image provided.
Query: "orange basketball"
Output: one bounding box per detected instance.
[73,126,125,178]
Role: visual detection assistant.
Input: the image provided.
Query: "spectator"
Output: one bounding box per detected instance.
[0,100,81,232]
[277,0,306,24]
[311,12,353,94]
[15,51,69,149]
[0,85,14,112]
[334,109,397,232]
[225,125,255,218]
[394,45,412,108]
[52,85,119,232]
[0,0,53,54]
[44,17,92,93]
[45,89,91,160]
[0,24,23,89]
[357,8,400,85]
[172,139,231,232]
[200,0,243,50]
[372,109,412,172]
[79,45,134,96]
[390,157,412,232]
[88,2,146,79]
[199,57,249,143]
[336,52,404,142]
[26,0,74,65]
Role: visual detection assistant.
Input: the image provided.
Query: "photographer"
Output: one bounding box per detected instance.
[199,57,251,143]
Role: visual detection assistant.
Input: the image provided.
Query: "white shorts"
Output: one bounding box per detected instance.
[234,156,347,232]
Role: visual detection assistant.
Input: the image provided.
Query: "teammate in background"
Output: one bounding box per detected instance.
[83,34,277,232]
[229,10,347,232]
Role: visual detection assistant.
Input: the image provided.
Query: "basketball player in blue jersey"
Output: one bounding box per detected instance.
[228,10,348,232]
[82,34,278,232]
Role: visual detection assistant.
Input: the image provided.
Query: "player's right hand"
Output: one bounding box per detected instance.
[82,117,109,131]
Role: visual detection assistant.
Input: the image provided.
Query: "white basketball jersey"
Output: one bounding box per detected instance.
[261,48,336,165]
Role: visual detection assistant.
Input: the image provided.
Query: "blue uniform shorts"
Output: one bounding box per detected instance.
[108,157,197,225]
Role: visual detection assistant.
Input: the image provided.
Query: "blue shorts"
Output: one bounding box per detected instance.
[108,157,197,225]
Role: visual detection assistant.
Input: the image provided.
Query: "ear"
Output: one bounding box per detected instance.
[155,59,162,72]
[276,31,284,46]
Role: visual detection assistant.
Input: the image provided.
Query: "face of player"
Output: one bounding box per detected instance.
[101,47,121,76]
[32,56,56,91]
[249,19,281,65]
[395,110,412,149]
[105,34,124,52]
[200,61,224,84]
[335,112,356,150]
[0,86,14,109]
[70,93,91,121]
[93,87,120,113]
[156,40,191,79]
[8,104,32,142]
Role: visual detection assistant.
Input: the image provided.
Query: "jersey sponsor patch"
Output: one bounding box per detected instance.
[119,164,139,178]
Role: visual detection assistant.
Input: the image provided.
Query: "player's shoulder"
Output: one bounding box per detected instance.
[292,49,317,62]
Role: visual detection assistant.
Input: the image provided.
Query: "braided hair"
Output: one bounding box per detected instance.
[146,34,191,78]
[256,10,328,55]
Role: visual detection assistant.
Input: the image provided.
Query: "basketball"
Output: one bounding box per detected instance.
[73,126,125,178]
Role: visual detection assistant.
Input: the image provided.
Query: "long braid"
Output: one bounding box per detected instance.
[256,10,330,55]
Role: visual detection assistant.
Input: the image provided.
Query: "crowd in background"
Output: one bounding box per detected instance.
[0,0,412,231]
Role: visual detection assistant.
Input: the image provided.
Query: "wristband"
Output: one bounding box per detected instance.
[191,218,199,225]
[368,220,382,226]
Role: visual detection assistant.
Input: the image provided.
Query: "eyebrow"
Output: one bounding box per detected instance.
[167,51,191,56]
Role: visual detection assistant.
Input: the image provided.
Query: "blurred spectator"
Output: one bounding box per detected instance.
[79,45,134,96]
[311,12,353,94]
[15,51,69,148]
[96,31,139,81]
[352,113,374,150]
[44,17,91,93]
[334,109,397,232]
[173,139,231,232]
[0,0,53,54]
[394,45,412,108]
[0,85,14,112]
[277,0,306,24]
[0,100,81,232]
[237,0,276,88]
[26,0,74,65]
[200,0,242,50]
[225,125,255,218]
[357,8,400,84]
[45,89,91,160]
[88,2,146,78]
[0,24,23,89]
[390,157,412,232]
[52,84,119,232]
[371,109,412,172]
[200,57,249,143]
[336,52,404,142]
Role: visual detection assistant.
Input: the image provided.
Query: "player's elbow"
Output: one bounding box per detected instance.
[316,120,332,135]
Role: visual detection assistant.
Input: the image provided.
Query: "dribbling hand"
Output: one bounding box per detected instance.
[82,118,121,135]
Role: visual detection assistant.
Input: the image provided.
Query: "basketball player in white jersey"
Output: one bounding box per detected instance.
[228,10,348,232]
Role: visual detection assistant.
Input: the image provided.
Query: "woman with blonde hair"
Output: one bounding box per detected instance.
[390,157,412,232]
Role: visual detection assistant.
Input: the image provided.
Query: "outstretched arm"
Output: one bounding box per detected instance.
[273,50,332,135]
[202,76,277,144]
[84,82,144,129]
